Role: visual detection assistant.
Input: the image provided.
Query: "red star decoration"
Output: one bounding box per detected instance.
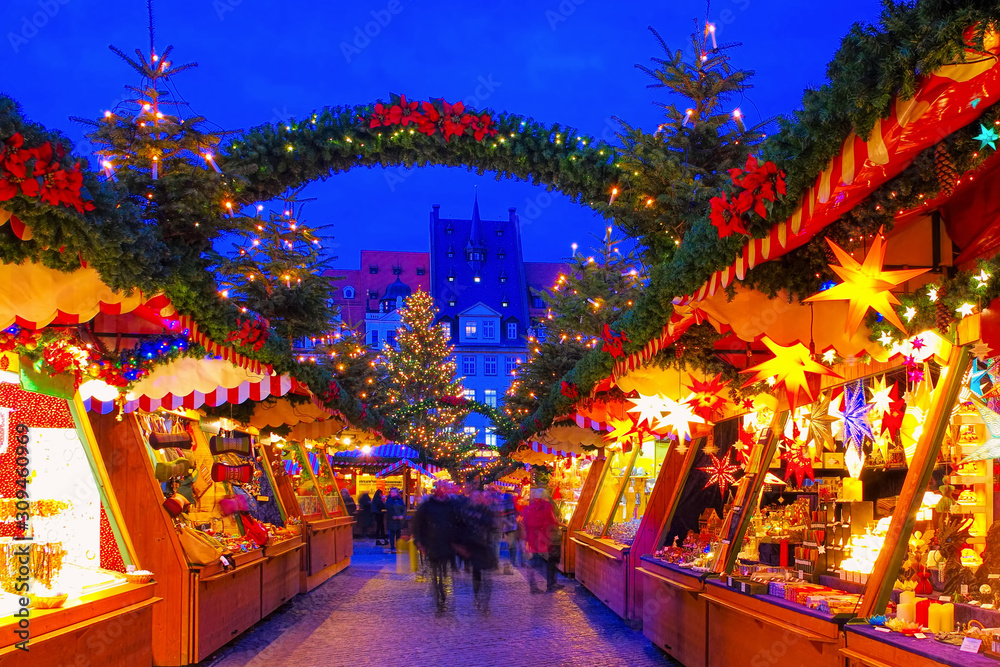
[781,440,814,488]
[736,421,757,465]
[881,388,907,441]
[685,373,730,420]
[742,398,755,410]
[698,450,741,499]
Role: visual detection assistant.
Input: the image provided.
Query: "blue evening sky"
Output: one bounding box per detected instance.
[0,0,881,265]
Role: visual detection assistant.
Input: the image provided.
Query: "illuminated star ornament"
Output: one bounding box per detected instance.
[782,442,815,488]
[970,359,993,398]
[804,233,929,336]
[841,380,875,450]
[974,123,1000,151]
[742,337,841,410]
[698,450,741,499]
[868,376,895,416]
[627,393,666,430]
[685,373,731,420]
[655,395,705,442]
[962,401,1000,462]
[801,394,837,451]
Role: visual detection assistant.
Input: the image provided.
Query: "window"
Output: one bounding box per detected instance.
[445,222,454,235]
[464,389,476,401]
[370,330,379,347]
[368,289,378,300]
[467,249,485,262]
[482,320,495,339]
[343,286,355,299]
[499,271,507,283]
[386,330,397,347]
[484,389,497,407]
[531,295,545,309]
[449,298,457,307]
[505,356,521,376]
[369,265,379,274]
[447,247,455,258]
[440,322,451,338]
[485,427,497,448]
[465,320,477,338]
[416,267,426,275]
[507,322,518,339]
[484,355,497,376]
[462,355,476,376]
[448,271,456,282]
[463,426,478,439]
[497,249,506,259]
[501,299,509,308]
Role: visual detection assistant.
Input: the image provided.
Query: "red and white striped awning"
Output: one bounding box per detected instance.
[85,374,293,414]
[571,413,614,433]
[530,441,579,458]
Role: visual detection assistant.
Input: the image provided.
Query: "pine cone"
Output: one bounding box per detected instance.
[936,301,953,335]
[824,243,837,265]
[935,143,959,197]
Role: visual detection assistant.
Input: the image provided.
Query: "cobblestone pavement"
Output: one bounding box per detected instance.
[202,540,679,667]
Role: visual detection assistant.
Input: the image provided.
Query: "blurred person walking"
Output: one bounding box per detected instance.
[496,488,521,573]
[385,487,406,553]
[460,490,499,610]
[522,488,561,593]
[357,491,373,539]
[413,482,460,611]
[372,489,387,545]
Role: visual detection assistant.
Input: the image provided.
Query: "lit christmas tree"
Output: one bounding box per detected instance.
[75,42,248,260]
[324,326,382,403]
[602,25,764,263]
[215,191,335,343]
[379,290,474,469]
[505,227,644,420]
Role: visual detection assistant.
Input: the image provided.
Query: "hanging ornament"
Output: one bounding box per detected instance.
[900,369,932,464]
[782,442,815,488]
[970,358,993,398]
[974,123,1000,151]
[804,233,929,336]
[841,380,876,451]
[627,393,666,430]
[741,337,841,411]
[868,376,896,417]
[698,450,741,499]
[801,394,837,452]
[685,373,730,420]
[654,395,705,442]
[880,389,907,442]
[971,341,993,362]
[735,420,757,465]
[844,443,865,479]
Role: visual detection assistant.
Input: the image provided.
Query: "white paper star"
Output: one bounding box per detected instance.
[957,302,977,318]
[903,306,917,322]
[868,376,895,416]
[822,349,837,364]
[654,395,705,442]
[627,393,665,429]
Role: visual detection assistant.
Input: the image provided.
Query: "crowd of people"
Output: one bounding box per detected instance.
[410,483,563,612]
[356,487,408,552]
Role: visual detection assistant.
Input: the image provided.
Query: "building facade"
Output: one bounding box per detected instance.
[325,195,565,447]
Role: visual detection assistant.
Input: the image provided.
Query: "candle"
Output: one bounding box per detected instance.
[940,603,955,632]
[899,591,916,606]
[916,598,930,627]
[928,603,942,634]
[897,602,916,624]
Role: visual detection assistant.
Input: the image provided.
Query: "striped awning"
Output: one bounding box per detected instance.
[85,373,293,414]
[332,443,420,460]
[167,314,270,376]
[376,459,438,478]
[530,441,579,458]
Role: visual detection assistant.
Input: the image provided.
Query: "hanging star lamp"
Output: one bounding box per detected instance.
[961,401,1000,462]
[782,441,815,488]
[800,394,837,452]
[685,373,730,421]
[868,376,896,417]
[969,358,993,398]
[842,380,876,450]
[735,420,757,465]
[742,337,841,411]
[698,450,741,499]
[900,369,933,465]
[626,393,665,430]
[654,395,705,442]
[803,233,929,336]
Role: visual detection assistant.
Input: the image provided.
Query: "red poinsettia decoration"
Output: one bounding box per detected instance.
[0,133,94,212]
[601,324,629,359]
[322,379,341,403]
[440,395,469,407]
[560,381,579,400]
[224,316,271,351]
[709,155,786,239]
[366,97,498,143]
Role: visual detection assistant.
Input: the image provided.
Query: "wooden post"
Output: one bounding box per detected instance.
[714,409,789,575]
[857,344,971,617]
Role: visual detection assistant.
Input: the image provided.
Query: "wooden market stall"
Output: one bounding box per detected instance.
[0,363,158,667]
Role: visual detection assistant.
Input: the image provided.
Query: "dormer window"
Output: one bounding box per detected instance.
[369,265,379,274]
[467,248,485,262]
[447,246,455,258]
[497,249,506,259]
[445,222,454,234]
[343,286,355,299]
[449,297,457,307]
[416,267,426,275]
[496,223,504,236]
[392,265,403,276]
[499,271,507,283]
[448,270,456,282]
[473,271,481,283]
[501,297,509,308]
[368,290,378,299]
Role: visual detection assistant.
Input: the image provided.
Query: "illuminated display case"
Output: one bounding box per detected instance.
[0,380,156,665]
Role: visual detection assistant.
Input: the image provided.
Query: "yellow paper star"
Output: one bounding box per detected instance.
[603,418,640,445]
[804,234,929,335]
[900,369,933,465]
[627,393,665,429]
[868,376,895,417]
[742,337,842,411]
[654,394,705,442]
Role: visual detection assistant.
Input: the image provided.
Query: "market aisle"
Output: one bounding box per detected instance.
[202,542,678,667]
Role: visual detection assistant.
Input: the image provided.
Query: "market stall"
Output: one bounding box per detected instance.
[0,365,157,666]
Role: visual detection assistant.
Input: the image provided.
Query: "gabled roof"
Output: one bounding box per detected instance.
[458,302,501,318]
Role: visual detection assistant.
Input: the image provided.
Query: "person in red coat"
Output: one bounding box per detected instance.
[522,488,562,592]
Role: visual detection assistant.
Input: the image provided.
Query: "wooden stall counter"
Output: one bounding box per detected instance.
[842,625,996,667]
[0,582,158,667]
[701,578,842,667]
[261,536,303,616]
[301,516,354,593]
[637,557,709,667]
[190,553,265,664]
[572,531,630,619]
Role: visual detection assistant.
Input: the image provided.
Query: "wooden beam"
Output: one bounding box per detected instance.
[857,344,971,617]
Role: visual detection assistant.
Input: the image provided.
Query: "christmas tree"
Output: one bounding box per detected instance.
[215,191,335,343]
[75,41,247,261]
[603,26,764,263]
[323,326,382,404]
[379,290,474,469]
[505,228,644,421]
